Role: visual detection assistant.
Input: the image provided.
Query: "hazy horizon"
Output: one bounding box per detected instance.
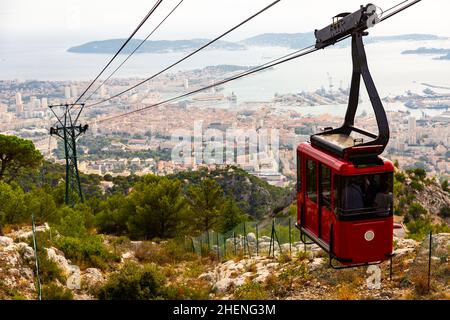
[1,0,448,45]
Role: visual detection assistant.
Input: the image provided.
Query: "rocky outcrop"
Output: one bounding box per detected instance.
[199,234,448,299]
[0,236,37,299]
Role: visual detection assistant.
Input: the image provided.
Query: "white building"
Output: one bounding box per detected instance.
[64,86,71,99]
[408,116,417,145]
[41,98,48,109]
[71,85,78,99]
[15,92,23,105]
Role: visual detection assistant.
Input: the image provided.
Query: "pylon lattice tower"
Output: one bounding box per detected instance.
[49,104,88,206]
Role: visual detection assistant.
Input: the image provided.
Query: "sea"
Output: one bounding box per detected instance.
[1,35,450,118]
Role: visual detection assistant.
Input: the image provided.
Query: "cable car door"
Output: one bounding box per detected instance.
[319,165,333,243]
[305,158,319,237]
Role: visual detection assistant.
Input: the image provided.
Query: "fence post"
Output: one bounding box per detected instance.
[289,217,292,256]
[233,231,237,256]
[243,223,247,256]
[223,235,227,258]
[216,232,220,261]
[31,214,42,300]
[269,220,274,257]
[207,230,211,251]
[428,231,432,293]
[273,220,283,255]
[256,223,259,256]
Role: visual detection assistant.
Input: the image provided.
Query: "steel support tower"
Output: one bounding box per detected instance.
[49,104,88,206]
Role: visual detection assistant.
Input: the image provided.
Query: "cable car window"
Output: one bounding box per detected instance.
[339,173,393,218]
[297,152,302,192]
[333,174,340,213]
[306,159,317,202]
[321,165,332,210]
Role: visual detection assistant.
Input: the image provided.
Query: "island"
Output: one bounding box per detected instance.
[67,33,448,54]
[401,47,450,60]
[68,39,246,54]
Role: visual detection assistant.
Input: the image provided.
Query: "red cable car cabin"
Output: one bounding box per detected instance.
[297,5,396,268]
[296,143,395,266]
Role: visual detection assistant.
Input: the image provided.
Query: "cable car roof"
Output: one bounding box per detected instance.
[298,143,394,175]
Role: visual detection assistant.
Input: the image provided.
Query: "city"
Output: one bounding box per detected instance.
[0,64,449,187]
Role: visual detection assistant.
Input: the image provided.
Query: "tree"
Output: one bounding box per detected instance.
[187,178,224,235]
[24,187,58,224]
[95,194,132,235]
[405,202,427,223]
[439,205,450,219]
[218,197,247,233]
[441,180,449,193]
[0,182,26,235]
[0,134,43,182]
[127,176,188,240]
[56,207,87,238]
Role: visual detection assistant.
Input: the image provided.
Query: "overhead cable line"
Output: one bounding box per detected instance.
[73,0,163,105]
[95,45,319,123]
[81,0,185,105]
[380,0,421,21]
[381,0,409,16]
[84,0,282,109]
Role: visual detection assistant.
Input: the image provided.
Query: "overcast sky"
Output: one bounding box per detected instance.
[0,0,448,43]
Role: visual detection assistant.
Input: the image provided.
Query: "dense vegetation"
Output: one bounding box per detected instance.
[393,167,450,240]
[1,134,449,300]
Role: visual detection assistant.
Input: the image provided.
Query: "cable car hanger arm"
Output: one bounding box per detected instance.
[310,3,393,161]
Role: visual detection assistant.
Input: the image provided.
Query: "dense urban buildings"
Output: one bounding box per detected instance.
[0,66,449,186]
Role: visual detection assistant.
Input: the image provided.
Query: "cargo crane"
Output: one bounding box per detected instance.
[296,4,397,268]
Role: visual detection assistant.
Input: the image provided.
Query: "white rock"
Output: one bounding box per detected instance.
[22,267,34,280]
[15,242,35,262]
[199,271,216,283]
[0,236,13,248]
[310,258,324,270]
[214,278,234,293]
[83,268,104,289]
[46,247,72,275]
[247,233,257,243]
[121,251,134,260]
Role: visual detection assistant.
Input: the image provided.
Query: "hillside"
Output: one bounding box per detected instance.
[0,135,448,300]
[1,227,448,300]
[171,167,294,219]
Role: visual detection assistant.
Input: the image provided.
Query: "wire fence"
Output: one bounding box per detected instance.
[188,216,304,259]
[408,232,449,294]
[189,222,448,295]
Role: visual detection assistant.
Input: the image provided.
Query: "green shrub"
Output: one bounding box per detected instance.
[55,235,119,270]
[97,263,165,300]
[233,282,268,300]
[441,180,449,193]
[42,284,73,300]
[405,203,427,223]
[135,240,196,265]
[410,180,424,192]
[439,205,450,219]
[407,217,450,241]
[0,280,26,300]
[56,207,87,238]
[37,249,66,284]
[165,281,211,300]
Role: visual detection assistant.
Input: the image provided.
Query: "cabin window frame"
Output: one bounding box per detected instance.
[335,172,394,221]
